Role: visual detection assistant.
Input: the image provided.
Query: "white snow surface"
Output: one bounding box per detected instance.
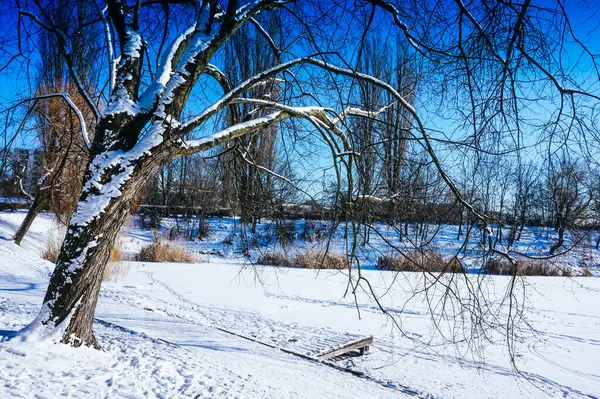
[0,211,599,398]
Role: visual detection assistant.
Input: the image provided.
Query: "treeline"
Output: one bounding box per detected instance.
[2,1,599,258]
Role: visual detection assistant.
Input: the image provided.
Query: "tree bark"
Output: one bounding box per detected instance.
[25,148,165,348]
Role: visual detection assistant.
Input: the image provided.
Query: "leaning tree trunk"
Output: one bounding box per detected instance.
[23,147,165,348]
[42,197,130,348]
[14,193,45,246]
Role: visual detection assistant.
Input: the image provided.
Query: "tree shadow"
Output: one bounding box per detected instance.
[0,330,18,340]
[0,282,37,292]
[179,341,249,353]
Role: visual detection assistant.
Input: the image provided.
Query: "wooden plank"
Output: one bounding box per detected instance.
[316,335,373,360]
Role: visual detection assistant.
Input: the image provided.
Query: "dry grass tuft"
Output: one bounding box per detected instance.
[43,237,129,281]
[109,245,123,262]
[103,244,129,282]
[483,257,581,276]
[41,237,61,263]
[377,250,465,273]
[256,251,290,266]
[256,250,349,270]
[294,251,348,270]
[136,241,195,263]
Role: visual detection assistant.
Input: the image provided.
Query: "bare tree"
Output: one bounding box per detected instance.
[222,12,282,232]
[0,0,598,362]
[547,158,591,255]
[6,0,420,348]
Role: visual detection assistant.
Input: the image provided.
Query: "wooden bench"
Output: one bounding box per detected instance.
[316,335,373,360]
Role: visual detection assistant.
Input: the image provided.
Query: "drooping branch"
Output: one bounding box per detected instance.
[4,93,91,150]
[178,55,329,134]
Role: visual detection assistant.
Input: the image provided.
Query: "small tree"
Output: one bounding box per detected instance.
[547,160,591,255]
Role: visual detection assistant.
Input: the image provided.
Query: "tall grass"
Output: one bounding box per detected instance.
[257,250,348,270]
[377,250,465,273]
[136,241,195,263]
[483,257,579,276]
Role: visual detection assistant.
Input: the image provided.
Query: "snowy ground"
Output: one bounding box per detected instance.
[0,211,599,398]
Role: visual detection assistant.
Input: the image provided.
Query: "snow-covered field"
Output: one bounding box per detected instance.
[1,211,599,398]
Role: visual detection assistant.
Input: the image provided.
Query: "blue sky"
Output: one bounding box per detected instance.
[1,0,600,186]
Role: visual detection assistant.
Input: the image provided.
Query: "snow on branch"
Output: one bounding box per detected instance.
[179,101,361,157]
[249,17,281,57]
[138,24,197,110]
[228,98,359,152]
[331,102,397,125]
[16,175,34,203]
[180,111,288,154]
[204,64,232,92]
[151,0,291,123]
[179,56,318,134]
[98,5,117,94]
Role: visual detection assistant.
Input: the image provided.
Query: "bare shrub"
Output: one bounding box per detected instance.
[295,251,349,270]
[136,242,195,263]
[256,250,349,270]
[483,257,574,276]
[196,218,211,240]
[377,250,465,273]
[256,251,291,266]
[276,220,296,247]
[301,221,329,242]
[482,257,514,275]
[41,237,61,263]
